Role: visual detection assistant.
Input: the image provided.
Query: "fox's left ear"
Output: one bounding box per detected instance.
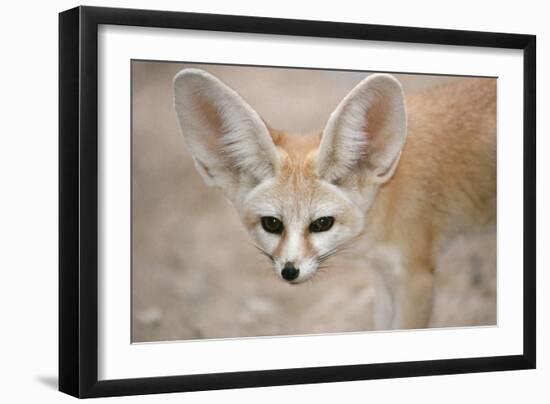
[316,74,406,184]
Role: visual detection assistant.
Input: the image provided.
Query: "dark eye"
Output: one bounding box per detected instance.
[309,216,334,233]
[261,216,284,234]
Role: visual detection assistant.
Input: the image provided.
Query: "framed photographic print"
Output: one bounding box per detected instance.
[59,6,536,398]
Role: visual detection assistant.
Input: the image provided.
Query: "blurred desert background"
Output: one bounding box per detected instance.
[132,61,496,343]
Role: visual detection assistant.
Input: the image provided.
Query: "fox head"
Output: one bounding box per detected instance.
[173,69,406,284]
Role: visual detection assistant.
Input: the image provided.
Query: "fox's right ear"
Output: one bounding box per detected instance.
[173,69,279,197]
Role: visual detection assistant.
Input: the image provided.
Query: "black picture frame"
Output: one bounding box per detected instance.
[59,5,536,398]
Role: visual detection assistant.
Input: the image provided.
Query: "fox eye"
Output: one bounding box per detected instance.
[261,216,284,234]
[309,216,334,233]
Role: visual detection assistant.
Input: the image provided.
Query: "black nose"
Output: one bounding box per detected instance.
[281,263,300,281]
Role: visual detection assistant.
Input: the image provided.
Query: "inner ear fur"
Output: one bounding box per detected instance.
[316,73,407,184]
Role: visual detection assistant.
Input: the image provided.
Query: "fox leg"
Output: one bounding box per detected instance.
[373,259,434,330]
[392,266,434,329]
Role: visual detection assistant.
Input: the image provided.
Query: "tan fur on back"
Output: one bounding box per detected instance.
[368,78,496,265]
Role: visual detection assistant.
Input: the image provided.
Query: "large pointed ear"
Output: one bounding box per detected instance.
[316,74,407,184]
[173,68,279,196]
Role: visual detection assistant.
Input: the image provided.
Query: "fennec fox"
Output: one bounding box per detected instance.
[173,69,496,330]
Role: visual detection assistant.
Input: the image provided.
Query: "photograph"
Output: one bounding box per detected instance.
[131,61,497,343]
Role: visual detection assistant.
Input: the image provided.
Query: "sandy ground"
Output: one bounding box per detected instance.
[131,62,496,342]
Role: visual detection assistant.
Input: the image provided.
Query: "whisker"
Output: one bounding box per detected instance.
[250,242,275,263]
[317,246,342,264]
[317,237,361,265]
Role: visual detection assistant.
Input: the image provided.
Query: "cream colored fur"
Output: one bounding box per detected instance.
[173,68,496,330]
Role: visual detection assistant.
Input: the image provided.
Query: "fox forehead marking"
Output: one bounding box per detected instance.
[271,132,325,204]
[270,128,321,158]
